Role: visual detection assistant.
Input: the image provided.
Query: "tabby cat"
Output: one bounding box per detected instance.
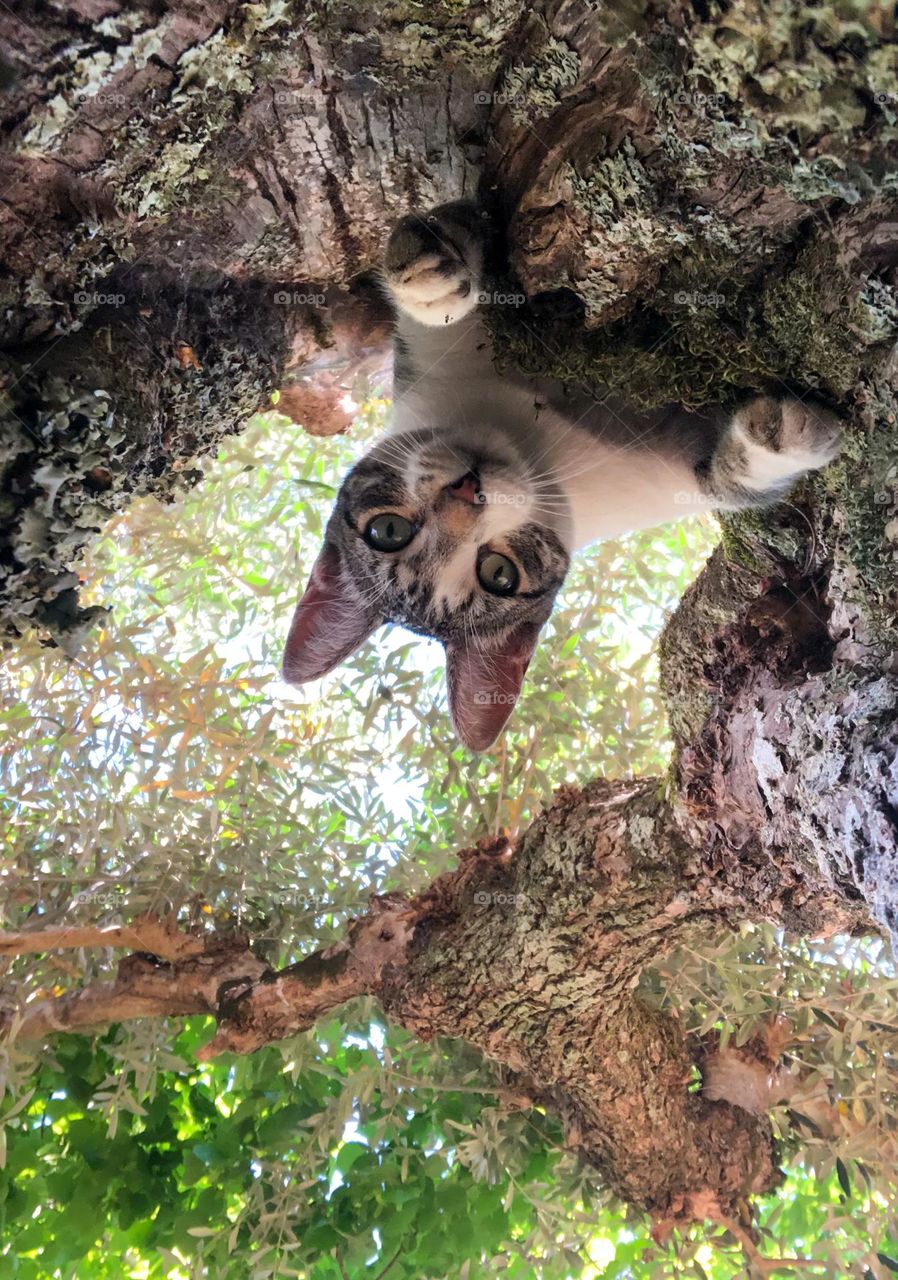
[282,200,842,750]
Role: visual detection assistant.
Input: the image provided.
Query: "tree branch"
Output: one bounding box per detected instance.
[0,913,207,960]
[3,943,267,1042]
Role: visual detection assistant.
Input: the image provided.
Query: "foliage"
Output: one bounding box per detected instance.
[1,408,897,1278]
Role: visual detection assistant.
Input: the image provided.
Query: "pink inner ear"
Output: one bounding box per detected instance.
[445,623,540,752]
[282,545,378,683]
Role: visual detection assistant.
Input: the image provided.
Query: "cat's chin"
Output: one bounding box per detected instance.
[410,425,523,476]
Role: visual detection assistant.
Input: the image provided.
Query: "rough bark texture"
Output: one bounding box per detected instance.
[2,0,898,1236]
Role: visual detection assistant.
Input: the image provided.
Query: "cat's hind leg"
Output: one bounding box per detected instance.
[383,199,488,327]
[700,395,843,509]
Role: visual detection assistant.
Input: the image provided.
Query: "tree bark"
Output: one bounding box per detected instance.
[2,0,898,1237]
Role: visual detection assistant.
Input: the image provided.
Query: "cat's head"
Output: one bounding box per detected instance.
[282,427,571,750]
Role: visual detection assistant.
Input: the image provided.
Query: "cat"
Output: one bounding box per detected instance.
[282,199,842,751]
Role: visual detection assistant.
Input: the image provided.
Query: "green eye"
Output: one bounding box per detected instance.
[364,513,414,552]
[478,551,520,596]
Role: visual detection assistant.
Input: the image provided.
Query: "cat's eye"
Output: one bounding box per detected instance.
[363,513,414,552]
[477,551,520,596]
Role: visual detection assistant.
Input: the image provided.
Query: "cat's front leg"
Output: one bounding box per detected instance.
[700,395,843,508]
[382,199,487,327]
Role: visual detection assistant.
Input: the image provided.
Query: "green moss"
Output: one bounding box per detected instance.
[822,403,898,643]
[659,400,898,754]
[656,547,760,746]
[760,240,869,395]
[489,227,894,412]
[719,387,898,646]
[718,504,805,577]
[1,274,290,646]
[308,0,521,83]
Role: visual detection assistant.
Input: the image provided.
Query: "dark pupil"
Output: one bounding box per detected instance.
[371,514,410,548]
[481,552,517,593]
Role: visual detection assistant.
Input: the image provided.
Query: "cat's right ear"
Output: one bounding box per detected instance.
[444,621,541,752]
[282,545,381,683]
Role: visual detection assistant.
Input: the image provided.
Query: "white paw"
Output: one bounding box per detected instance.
[732,395,843,492]
[778,398,843,467]
[389,252,478,326]
[384,205,484,327]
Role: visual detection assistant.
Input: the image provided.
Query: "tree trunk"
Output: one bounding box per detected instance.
[2,0,898,1235]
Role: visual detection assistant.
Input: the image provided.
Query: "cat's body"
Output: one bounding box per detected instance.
[283,200,842,749]
[392,305,728,550]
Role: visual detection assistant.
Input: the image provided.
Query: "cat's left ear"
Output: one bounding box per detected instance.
[444,622,541,752]
[282,544,381,683]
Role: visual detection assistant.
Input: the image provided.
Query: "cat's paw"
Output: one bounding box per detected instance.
[731,394,843,493]
[737,395,843,465]
[383,200,486,327]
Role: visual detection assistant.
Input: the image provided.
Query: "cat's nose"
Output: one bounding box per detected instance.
[447,471,483,507]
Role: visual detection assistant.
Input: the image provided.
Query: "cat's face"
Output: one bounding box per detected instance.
[282,426,571,749]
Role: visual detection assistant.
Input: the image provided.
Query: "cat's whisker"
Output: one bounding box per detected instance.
[388,393,474,476]
[351,574,393,614]
[524,417,679,492]
[372,436,422,467]
[527,499,570,519]
[519,396,601,474]
[524,449,604,491]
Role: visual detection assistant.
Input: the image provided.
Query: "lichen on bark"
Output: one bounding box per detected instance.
[487,0,898,403]
[0,273,292,645]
